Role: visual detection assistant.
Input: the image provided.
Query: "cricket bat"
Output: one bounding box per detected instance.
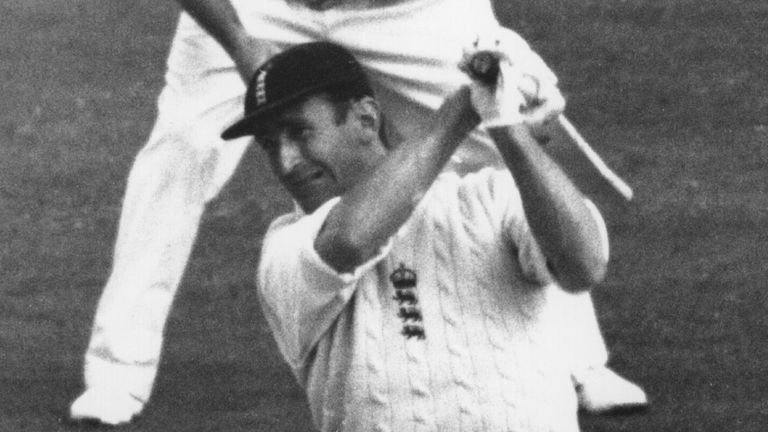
[468,52,634,202]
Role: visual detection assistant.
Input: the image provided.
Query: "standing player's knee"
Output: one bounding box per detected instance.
[129,130,214,192]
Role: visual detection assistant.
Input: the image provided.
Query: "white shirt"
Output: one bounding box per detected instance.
[258,168,601,432]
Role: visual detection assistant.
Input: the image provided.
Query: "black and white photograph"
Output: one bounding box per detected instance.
[2,0,767,430]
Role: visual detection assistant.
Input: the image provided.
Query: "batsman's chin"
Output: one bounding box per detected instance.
[290,185,337,215]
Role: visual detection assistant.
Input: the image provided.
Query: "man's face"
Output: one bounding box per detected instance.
[254,94,380,213]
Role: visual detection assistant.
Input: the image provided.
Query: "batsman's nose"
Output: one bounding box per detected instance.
[277,137,304,176]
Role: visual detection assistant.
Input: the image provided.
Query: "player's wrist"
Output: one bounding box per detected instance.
[228,34,267,82]
[473,88,525,129]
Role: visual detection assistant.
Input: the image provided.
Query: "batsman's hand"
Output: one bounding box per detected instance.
[461,55,526,128]
[460,32,565,127]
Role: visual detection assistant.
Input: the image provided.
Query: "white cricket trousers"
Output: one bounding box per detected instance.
[83,0,608,402]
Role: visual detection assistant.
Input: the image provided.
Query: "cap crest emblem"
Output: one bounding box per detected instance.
[255,67,269,106]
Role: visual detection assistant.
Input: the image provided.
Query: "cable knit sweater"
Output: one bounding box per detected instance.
[258,168,594,432]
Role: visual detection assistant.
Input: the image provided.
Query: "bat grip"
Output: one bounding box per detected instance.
[468,52,500,85]
[469,53,539,103]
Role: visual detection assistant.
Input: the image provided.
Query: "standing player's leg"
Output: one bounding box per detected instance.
[69,15,253,425]
[328,0,647,413]
[69,5,321,425]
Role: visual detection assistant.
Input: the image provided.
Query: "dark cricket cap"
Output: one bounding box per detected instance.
[221,42,372,140]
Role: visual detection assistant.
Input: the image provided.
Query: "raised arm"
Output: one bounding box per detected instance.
[315,88,480,273]
[490,124,608,291]
[463,40,608,291]
[175,0,265,81]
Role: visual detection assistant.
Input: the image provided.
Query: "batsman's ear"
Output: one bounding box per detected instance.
[353,96,381,135]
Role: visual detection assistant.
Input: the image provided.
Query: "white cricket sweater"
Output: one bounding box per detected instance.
[258,168,588,432]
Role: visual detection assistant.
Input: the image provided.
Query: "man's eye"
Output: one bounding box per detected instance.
[288,126,311,141]
[257,135,278,150]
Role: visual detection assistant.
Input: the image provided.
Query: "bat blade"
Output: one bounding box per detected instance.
[535,116,634,202]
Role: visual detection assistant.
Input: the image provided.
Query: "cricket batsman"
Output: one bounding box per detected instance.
[69,0,647,425]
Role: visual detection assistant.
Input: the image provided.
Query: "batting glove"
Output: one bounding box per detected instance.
[460,32,566,127]
[463,58,527,128]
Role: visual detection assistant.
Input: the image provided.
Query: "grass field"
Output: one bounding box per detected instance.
[2,0,768,431]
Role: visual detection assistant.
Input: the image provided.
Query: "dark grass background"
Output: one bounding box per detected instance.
[1,0,767,430]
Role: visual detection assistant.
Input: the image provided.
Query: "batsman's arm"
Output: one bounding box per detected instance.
[175,0,265,81]
[489,123,608,291]
[315,88,480,273]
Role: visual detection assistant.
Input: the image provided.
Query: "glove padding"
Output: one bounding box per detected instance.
[460,31,565,128]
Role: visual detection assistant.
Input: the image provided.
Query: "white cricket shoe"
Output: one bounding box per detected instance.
[69,387,144,426]
[574,367,648,414]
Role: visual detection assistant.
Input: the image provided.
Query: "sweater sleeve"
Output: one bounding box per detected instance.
[491,170,554,286]
[257,198,392,370]
[482,169,607,287]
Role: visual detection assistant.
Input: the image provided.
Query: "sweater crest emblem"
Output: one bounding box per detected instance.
[390,263,425,340]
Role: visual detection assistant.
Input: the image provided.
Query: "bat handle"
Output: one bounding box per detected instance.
[468,52,500,85]
[468,52,539,103]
